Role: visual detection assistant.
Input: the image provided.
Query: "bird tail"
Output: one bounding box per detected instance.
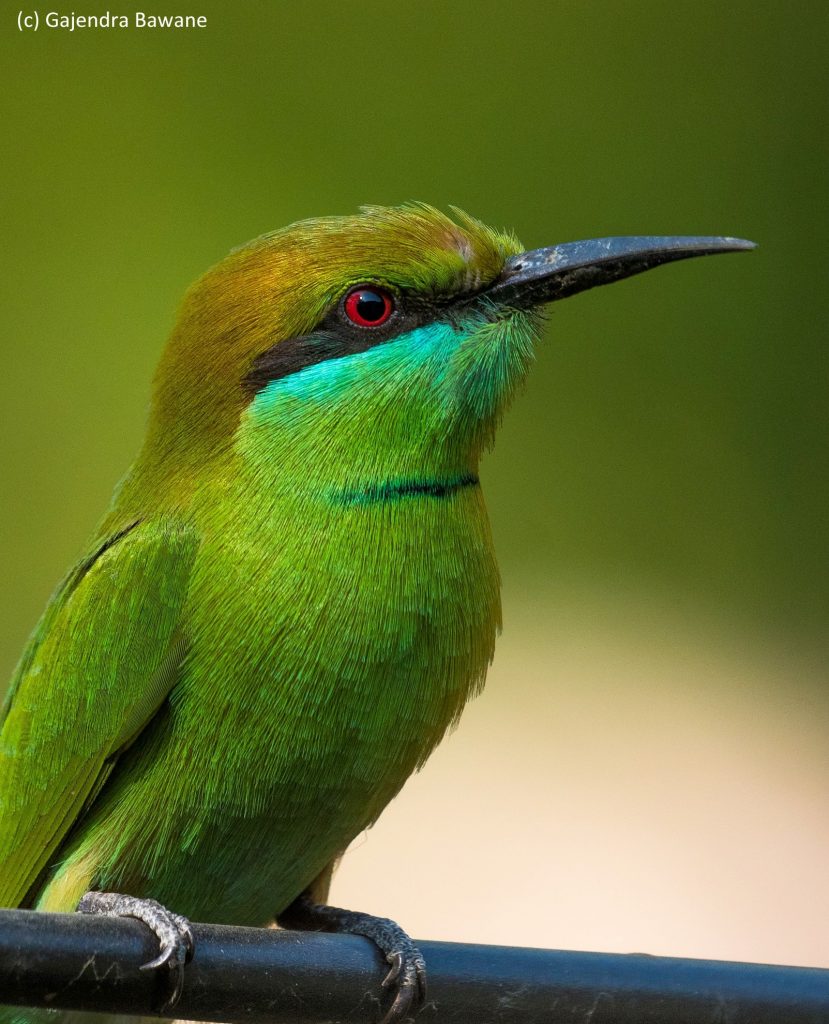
[0,1012,173,1024]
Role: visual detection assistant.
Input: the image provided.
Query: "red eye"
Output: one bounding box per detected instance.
[343,286,395,327]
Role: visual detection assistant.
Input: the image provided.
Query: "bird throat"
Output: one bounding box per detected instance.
[328,472,479,506]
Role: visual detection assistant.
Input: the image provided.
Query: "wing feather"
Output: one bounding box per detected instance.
[0,519,198,907]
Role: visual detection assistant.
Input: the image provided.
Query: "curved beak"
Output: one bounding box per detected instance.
[486,235,757,309]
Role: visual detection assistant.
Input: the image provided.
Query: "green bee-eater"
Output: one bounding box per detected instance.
[0,205,754,1023]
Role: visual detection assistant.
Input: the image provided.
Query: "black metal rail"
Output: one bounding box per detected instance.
[1,908,828,1023]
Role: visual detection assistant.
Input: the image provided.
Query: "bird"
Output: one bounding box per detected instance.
[0,204,755,1024]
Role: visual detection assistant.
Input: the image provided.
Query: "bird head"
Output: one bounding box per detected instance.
[135,204,753,507]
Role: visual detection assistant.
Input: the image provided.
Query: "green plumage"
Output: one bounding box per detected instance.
[0,206,538,925]
[1,204,755,1024]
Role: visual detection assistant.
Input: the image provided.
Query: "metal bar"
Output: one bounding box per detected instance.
[1,908,828,1023]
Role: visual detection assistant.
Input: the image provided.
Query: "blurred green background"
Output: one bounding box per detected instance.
[1,1,827,966]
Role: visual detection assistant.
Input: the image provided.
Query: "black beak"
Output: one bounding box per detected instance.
[486,235,757,308]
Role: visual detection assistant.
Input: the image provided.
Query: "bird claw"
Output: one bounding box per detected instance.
[383,951,403,988]
[77,890,194,1011]
[276,894,427,1024]
[378,942,426,1023]
[379,944,427,1024]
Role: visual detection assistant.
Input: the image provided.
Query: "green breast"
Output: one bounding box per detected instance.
[57,481,501,924]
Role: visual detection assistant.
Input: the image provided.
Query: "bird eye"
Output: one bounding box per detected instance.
[343,286,395,328]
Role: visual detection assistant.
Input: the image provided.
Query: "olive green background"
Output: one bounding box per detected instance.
[1,1,827,966]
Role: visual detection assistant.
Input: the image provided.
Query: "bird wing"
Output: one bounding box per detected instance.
[0,518,198,907]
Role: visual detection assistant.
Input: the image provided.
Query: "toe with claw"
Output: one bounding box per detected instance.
[77,890,194,1010]
[277,890,427,1023]
[381,944,428,1024]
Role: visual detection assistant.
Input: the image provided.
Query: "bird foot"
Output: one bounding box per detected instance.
[77,890,194,1010]
[379,941,427,1024]
[278,892,426,1024]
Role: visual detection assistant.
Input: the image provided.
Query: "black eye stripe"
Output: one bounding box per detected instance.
[242,288,435,396]
[241,277,501,398]
[243,326,409,395]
